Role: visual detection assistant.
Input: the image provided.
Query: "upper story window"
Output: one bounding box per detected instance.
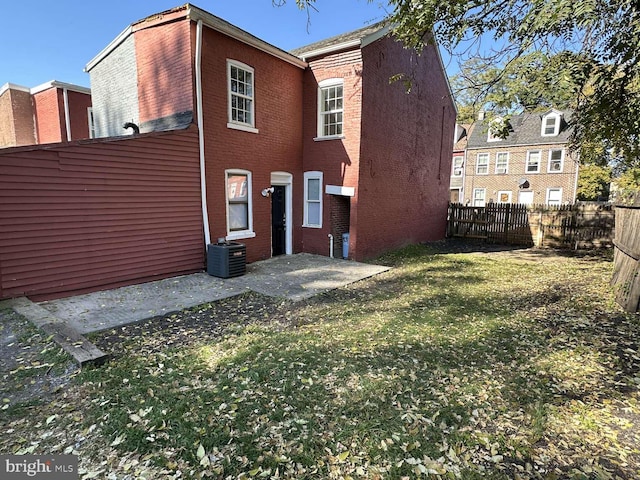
[495,152,509,174]
[487,117,506,142]
[548,149,564,173]
[476,153,489,175]
[317,79,343,139]
[452,156,464,177]
[227,60,257,133]
[225,169,255,240]
[541,112,561,136]
[526,150,541,173]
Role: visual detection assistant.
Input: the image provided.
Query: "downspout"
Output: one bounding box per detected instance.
[62,88,71,142]
[195,19,211,246]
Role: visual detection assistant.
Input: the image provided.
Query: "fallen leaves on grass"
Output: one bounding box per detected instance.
[1,244,639,479]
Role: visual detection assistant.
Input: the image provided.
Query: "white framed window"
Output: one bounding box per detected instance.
[225,169,255,240]
[546,188,563,205]
[497,191,512,203]
[87,107,95,139]
[452,156,464,177]
[495,152,509,174]
[487,117,505,142]
[227,60,257,133]
[548,149,564,173]
[526,150,541,173]
[317,79,343,139]
[473,188,486,207]
[476,153,489,175]
[541,112,561,136]
[303,171,323,228]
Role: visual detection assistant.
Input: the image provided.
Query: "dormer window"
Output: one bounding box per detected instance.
[487,117,505,142]
[541,111,561,136]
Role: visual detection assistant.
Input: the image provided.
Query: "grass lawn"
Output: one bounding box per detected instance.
[1,243,639,479]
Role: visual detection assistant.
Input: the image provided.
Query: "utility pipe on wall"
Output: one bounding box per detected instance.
[328,234,334,258]
[63,88,72,142]
[195,18,211,246]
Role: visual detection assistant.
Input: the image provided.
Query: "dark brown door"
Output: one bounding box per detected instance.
[271,186,286,256]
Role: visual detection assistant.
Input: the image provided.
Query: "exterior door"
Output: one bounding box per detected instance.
[518,191,534,205]
[271,185,286,256]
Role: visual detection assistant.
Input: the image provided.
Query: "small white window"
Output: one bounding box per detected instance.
[497,191,512,203]
[546,188,563,205]
[487,117,505,142]
[87,107,95,139]
[225,169,255,240]
[548,149,564,173]
[452,156,464,177]
[304,171,323,228]
[227,60,257,133]
[518,191,534,205]
[495,152,509,174]
[541,112,561,136]
[317,79,343,139]
[526,150,541,173]
[473,188,486,207]
[476,153,489,175]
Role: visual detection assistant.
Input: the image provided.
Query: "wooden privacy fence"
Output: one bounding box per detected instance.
[447,203,615,248]
[611,197,640,312]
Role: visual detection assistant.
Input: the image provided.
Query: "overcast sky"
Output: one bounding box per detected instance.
[1,0,398,89]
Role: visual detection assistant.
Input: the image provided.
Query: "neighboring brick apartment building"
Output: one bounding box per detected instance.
[84,3,456,262]
[452,109,580,206]
[0,81,92,148]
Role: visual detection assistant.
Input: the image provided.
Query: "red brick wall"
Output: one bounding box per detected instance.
[300,50,363,257]
[33,88,64,144]
[199,26,305,263]
[0,88,36,147]
[356,37,456,260]
[67,90,92,140]
[135,18,194,124]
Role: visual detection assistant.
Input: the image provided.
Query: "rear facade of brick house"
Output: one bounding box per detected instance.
[87,4,455,263]
[456,111,579,206]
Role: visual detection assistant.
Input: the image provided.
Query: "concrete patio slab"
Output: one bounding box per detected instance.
[35,254,390,334]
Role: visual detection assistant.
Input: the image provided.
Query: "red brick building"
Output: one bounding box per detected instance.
[0,81,92,148]
[86,4,456,262]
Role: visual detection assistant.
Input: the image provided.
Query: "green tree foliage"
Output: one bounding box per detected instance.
[386,0,640,168]
[576,164,611,201]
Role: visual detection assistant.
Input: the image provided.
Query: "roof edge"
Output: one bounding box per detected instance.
[0,83,30,96]
[31,81,91,95]
[186,5,307,69]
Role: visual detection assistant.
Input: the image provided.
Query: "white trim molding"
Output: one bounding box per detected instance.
[325,185,355,197]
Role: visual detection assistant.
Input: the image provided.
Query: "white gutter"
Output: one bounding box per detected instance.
[195,19,211,246]
[62,88,72,142]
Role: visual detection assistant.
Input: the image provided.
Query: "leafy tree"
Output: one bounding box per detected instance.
[576,164,611,201]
